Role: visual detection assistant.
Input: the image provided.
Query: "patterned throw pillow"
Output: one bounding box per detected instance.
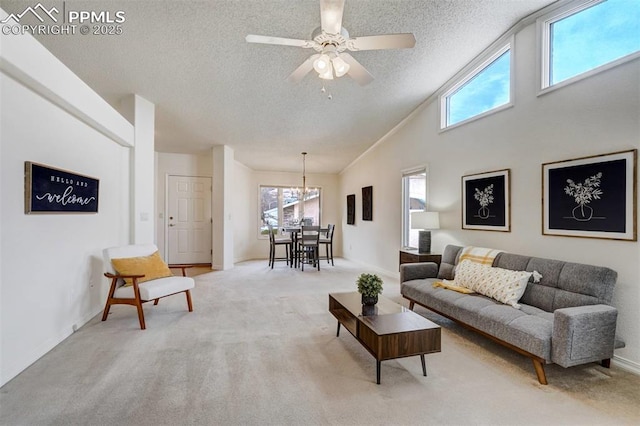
[453,259,533,308]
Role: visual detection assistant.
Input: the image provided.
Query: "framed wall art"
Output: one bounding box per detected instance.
[542,149,637,241]
[362,186,373,221]
[25,161,99,214]
[346,194,355,225]
[462,169,510,232]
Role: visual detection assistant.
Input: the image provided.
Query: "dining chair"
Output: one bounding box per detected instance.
[297,225,321,271]
[268,223,291,268]
[319,224,335,265]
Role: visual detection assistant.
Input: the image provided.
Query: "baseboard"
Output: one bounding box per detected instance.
[612,355,640,376]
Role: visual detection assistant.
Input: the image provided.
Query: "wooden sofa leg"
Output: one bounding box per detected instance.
[408,301,415,310]
[601,359,611,368]
[153,298,159,305]
[532,359,547,385]
[186,290,193,312]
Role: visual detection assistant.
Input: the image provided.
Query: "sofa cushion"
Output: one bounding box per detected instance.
[452,260,532,308]
[437,245,463,280]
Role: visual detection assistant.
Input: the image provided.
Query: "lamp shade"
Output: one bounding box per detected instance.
[411,211,440,230]
[331,55,350,77]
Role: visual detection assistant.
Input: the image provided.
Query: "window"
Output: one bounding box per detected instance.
[540,0,640,90]
[259,185,321,237]
[402,169,427,248]
[441,42,512,129]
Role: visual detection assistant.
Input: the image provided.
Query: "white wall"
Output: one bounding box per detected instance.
[0,75,131,386]
[233,161,255,262]
[0,10,134,386]
[339,24,640,369]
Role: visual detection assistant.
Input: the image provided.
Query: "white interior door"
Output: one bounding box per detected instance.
[167,175,212,264]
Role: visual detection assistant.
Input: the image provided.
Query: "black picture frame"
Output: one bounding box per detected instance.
[462,169,510,232]
[346,194,355,225]
[25,161,99,214]
[542,149,637,241]
[362,186,373,221]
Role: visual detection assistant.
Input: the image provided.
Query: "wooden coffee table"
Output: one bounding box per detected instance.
[329,292,441,384]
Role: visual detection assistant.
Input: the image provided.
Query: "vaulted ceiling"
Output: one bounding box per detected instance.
[3,0,557,173]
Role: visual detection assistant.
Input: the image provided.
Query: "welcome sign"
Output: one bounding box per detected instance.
[25,162,99,213]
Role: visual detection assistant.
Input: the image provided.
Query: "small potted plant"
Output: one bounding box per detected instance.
[356,273,383,306]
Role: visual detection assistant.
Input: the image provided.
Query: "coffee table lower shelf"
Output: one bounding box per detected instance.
[329,292,441,384]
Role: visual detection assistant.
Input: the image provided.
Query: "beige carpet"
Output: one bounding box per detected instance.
[1,259,639,425]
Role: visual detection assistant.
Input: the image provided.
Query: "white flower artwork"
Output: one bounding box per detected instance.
[474,184,494,219]
[563,172,603,222]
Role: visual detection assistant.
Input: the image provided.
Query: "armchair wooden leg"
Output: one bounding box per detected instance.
[185,290,193,312]
[153,299,159,305]
[101,300,113,321]
[102,276,118,321]
[601,359,611,368]
[408,301,415,310]
[135,300,146,330]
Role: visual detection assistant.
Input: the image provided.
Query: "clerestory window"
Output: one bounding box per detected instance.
[539,0,640,91]
[441,42,513,129]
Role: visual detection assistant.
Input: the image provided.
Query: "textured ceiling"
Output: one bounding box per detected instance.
[2,0,556,173]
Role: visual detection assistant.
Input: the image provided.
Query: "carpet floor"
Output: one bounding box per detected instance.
[1,258,639,425]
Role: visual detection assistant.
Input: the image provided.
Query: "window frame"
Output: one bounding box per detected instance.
[401,166,428,249]
[439,37,515,131]
[257,184,322,239]
[537,0,640,95]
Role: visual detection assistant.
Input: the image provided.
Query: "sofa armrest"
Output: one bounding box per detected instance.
[400,262,438,283]
[552,304,618,368]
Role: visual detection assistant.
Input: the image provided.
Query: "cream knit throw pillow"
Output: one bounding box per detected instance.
[453,259,541,309]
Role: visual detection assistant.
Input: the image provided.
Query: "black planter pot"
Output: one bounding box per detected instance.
[361,294,378,306]
[361,304,376,316]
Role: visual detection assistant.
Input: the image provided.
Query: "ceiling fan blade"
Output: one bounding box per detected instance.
[320,0,345,35]
[347,33,416,51]
[287,55,319,83]
[246,34,314,48]
[340,53,374,86]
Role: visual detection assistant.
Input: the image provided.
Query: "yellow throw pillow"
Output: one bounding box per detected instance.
[111,251,173,286]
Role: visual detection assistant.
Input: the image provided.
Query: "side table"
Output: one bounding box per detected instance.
[399,249,441,271]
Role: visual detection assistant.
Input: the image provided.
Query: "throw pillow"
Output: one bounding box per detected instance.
[111,251,173,286]
[453,259,534,309]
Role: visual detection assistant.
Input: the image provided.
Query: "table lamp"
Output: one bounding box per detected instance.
[411,211,440,253]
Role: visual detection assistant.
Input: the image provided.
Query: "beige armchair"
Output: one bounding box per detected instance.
[102,244,195,329]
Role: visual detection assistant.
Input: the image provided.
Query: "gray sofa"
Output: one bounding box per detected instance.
[400,245,624,384]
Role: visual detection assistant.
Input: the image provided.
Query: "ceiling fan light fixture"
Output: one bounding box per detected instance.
[331,55,350,77]
[313,54,331,73]
[318,62,334,80]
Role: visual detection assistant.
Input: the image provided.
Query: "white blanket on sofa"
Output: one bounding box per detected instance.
[458,246,503,266]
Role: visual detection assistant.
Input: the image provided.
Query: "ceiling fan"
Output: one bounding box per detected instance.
[245,0,416,86]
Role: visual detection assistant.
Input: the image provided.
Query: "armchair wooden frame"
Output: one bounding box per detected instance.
[102,264,194,330]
